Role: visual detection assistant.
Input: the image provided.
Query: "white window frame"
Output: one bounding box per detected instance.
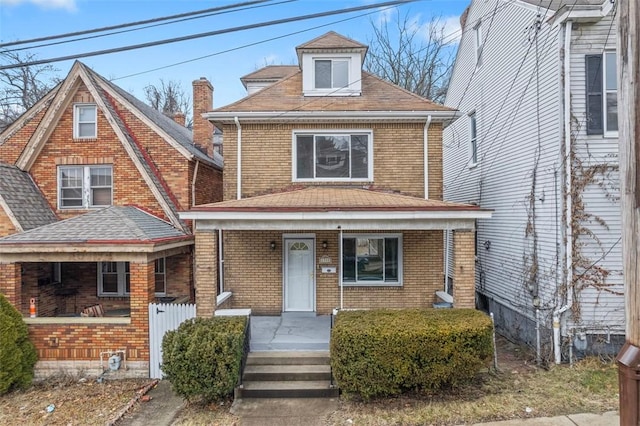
[602,50,618,137]
[73,104,97,139]
[313,58,349,90]
[341,233,403,287]
[154,257,166,296]
[58,165,113,209]
[292,130,373,182]
[301,53,362,96]
[469,112,478,168]
[475,23,483,67]
[97,261,130,297]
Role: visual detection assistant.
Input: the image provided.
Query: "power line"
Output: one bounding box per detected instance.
[0,0,275,49]
[0,0,415,71]
[5,0,297,53]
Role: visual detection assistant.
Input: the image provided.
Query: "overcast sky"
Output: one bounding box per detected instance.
[0,0,466,108]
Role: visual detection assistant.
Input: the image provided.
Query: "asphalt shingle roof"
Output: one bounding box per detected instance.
[0,163,57,231]
[192,187,483,212]
[0,206,186,244]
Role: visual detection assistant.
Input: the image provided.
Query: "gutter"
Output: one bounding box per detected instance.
[234,116,242,200]
[424,115,432,199]
[554,20,573,365]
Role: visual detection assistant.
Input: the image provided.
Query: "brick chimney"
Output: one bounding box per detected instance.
[192,77,214,156]
[172,112,186,127]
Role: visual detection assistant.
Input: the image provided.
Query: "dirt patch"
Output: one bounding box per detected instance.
[0,375,151,426]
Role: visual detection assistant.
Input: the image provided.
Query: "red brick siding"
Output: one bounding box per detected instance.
[0,105,48,164]
[0,209,18,237]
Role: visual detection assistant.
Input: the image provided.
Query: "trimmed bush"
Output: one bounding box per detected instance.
[161,316,247,402]
[0,293,38,395]
[330,309,493,399]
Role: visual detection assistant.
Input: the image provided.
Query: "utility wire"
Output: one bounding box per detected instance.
[5,0,297,53]
[0,0,274,48]
[0,0,415,71]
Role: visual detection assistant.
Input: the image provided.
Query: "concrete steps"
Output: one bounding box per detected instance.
[236,351,338,398]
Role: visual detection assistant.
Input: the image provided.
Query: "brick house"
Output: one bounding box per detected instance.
[0,61,222,377]
[182,32,491,317]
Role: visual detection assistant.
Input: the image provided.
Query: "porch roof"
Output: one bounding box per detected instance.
[181,187,492,231]
[0,206,192,254]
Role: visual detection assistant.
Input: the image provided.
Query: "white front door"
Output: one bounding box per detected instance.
[284,238,315,312]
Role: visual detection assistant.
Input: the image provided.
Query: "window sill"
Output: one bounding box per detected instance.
[468,163,478,170]
[341,282,403,287]
[72,137,98,141]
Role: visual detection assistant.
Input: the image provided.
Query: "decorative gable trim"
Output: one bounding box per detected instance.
[0,194,23,232]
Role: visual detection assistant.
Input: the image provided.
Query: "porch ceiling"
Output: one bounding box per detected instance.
[182,187,492,231]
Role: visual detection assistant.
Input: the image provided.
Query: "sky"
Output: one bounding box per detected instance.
[0,0,468,109]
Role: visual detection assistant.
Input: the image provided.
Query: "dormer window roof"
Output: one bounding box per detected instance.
[295,31,368,97]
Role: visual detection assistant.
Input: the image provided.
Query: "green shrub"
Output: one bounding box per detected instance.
[330,309,493,399]
[161,316,247,402]
[0,293,38,395]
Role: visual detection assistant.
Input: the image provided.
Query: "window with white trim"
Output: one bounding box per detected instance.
[586,51,618,136]
[342,234,402,285]
[474,23,483,67]
[74,104,97,139]
[314,59,349,89]
[294,132,371,181]
[469,113,478,167]
[155,258,166,295]
[98,262,130,296]
[58,165,112,209]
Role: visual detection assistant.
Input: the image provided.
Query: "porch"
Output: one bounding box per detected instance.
[250,314,331,351]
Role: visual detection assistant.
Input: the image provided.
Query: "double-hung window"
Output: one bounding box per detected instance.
[155,258,166,295]
[74,104,97,139]
[98,262,130,296]
[59,165,112,209]
[475,23,483,67]
[314,59,349,90]
[586,52,618,136]
[342,234,402,286]
[469,113,478,167]
[294,132,371,181]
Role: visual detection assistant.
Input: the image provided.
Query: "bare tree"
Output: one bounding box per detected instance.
[0,51,59,131]
[143,79,192,128]
[365,12,456,103]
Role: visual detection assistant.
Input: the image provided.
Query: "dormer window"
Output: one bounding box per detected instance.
[301,53,362,96]
[314,59,349,89]
[74,104,97,139]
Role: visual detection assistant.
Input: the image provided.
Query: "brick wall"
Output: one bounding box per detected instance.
[195,230,217,317]
[453,230,475,308]
[191,162,223,206]
[0,104,48,164]
[220,229,444,315]
[0,209,18,237]
[0,262,21,307]
[220,121,444,201]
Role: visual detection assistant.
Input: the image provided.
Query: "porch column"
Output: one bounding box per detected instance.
[195,229,218,317]
[453,230,475,309]
[0,262,22,311]
[129,260,155,330]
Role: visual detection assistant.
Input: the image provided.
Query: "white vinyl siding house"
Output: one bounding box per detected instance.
[443,0,621,361]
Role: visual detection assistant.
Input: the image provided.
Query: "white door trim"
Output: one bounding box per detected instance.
[283,237,316,312]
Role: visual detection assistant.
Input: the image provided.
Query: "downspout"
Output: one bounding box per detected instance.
[339,226,343,310]
[191,160,200,207]
[444,230,450,291]
[234,116,242,200]
[218,229,224,295]
[554,20,573,364]
[424,115,432,199]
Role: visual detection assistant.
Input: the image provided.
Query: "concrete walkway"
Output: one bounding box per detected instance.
[472,411,618,425]
[117,380,184,426]
[231,397,339,426]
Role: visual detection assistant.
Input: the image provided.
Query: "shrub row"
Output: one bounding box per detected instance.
[330,308,493,399]
[162,316,247,402]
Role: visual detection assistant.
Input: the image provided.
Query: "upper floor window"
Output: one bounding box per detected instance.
[342,234,402,286]
[474,23,483,67]
[314,59,349,89]
[586,52,618,136]
[74,104,97,139]
[294,132,372,181]
[155,257,166,296]
[469,113,478,167]
[58,165,112,209]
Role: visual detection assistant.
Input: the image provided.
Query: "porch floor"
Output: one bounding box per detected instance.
[250,314,331,351]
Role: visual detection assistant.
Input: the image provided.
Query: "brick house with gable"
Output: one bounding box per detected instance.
[0,61,222,377]
[182,32,491,317]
